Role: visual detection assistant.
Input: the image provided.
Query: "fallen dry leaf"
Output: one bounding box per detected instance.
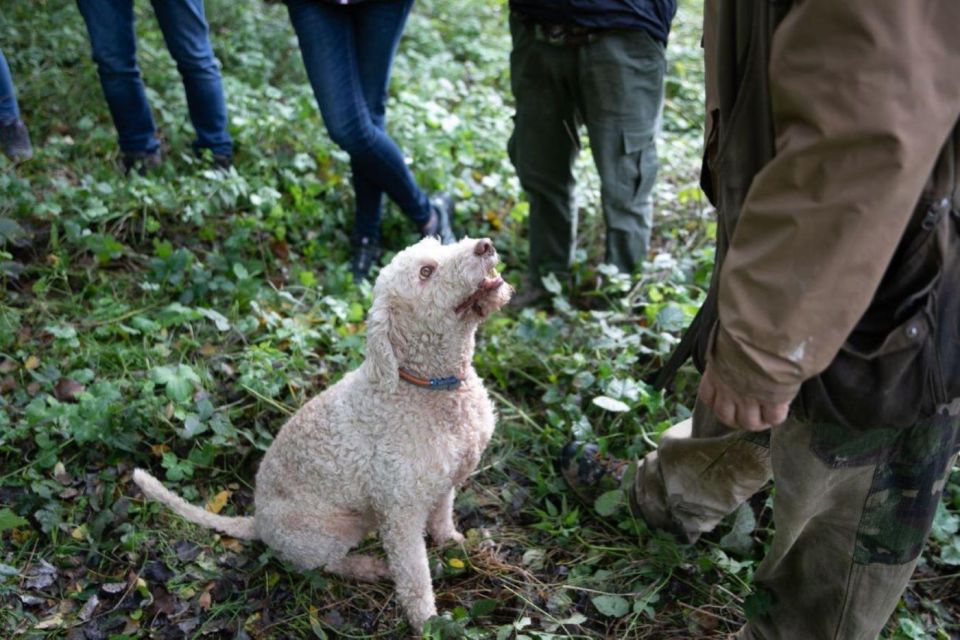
[219,537,244,553]
[34,613,64,630]
[101,582,127,594]
[199,343,217,357]
[24,355,40,370]
[0,376,15,394]
[205,490,231,514]
[270,239,290,262]
[78,594,99,621]
[150,443,171,457]
[53,461,72,485]
[150,444,170,458]
[54,378,85,402]
[0,359,16,373]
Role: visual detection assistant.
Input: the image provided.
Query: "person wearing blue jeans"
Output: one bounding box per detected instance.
[284,0,455,281]
[76,0,232,174]
[0,49,33,162]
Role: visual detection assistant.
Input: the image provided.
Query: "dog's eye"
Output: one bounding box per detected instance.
[419,265,435,280]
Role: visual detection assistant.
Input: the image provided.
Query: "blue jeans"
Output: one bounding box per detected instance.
[76,0,232,156]
[0,49,21,126]
[285,0,431,241]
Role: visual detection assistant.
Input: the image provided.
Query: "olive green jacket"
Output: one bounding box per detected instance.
[703,0,960,406]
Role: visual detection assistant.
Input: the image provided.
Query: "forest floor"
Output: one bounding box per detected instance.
[1,1,958,638]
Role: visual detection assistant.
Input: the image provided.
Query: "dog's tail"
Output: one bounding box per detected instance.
[133,469,258,540]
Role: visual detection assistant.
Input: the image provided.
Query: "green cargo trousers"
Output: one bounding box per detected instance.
[632,402,960,639]
[507,13,666,277]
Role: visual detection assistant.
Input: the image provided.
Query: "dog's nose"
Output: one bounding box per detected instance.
[474,239,493,256]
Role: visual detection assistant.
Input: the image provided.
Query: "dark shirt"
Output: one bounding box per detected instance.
[509,0,677,44]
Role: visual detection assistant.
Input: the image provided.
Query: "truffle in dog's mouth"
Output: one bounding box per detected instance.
[454,268,505,317]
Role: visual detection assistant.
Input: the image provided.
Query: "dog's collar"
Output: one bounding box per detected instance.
[398,368,462,391]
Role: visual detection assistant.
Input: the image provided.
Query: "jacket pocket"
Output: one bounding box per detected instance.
[795,212,947,430]
[796,297,941,430]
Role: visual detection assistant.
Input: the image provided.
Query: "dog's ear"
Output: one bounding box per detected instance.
[364,295,399,392]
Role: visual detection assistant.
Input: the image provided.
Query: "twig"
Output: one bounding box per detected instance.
[240,383,295,416]
[910,572,960,584]
[488,389,544,434]
[677,601,742,627]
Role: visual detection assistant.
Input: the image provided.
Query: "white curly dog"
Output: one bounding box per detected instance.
[133,236,512,631]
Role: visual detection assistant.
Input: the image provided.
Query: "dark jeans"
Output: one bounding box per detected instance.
[0,49,20,125]
[76,0,232,156]
[285,0,431,242]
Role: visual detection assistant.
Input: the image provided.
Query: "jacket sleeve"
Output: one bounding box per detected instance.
[709,0,960,404]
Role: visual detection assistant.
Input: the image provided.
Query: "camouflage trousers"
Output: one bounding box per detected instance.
[631,401,960,639]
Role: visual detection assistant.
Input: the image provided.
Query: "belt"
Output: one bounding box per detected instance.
[525,20,605,46]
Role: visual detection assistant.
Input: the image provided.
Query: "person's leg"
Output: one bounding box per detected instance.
[0,49,21,125]
[76,0,160,155]
[629,400,772,542]
[349,0,416,244]
[284,0,431,229]
[150,0,233,158]
[739,412,960,639]
[0,49,32,162]
[580,28,666,274]
[508,14,580,283]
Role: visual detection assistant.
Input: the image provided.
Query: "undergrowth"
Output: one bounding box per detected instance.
[1,1,957,638]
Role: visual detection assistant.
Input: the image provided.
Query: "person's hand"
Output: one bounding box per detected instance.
[698,365,790,431]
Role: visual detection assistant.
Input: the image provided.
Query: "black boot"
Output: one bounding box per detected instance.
[420,193,456,245]
[0,120,33,162]
[350,236,382,282]
[558,441,629,508]
[121,150,162,176]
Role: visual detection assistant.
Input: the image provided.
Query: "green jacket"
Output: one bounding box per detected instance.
[694,0,960,427]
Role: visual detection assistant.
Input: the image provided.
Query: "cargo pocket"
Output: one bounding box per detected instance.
[620,129,655,210]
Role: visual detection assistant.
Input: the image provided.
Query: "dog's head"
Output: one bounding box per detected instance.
[364,236,512,390]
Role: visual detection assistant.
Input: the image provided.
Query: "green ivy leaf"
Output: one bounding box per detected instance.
[591,594,630,618]
[151,365,201,403]
[719,503,757,556]
[182,414,207,439]
[540,272,562,294]
[897,616,928,640]
[931,502,959,543]
[594,490,624,517]
[940,538,960,566]
[161,452,194,482]
[0,508,28,532]
[197,307,230,332]
[469,598,498,618]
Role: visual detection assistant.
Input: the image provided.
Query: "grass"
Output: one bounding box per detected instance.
[1,0,958,638]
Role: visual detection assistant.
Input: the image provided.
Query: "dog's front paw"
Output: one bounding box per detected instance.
[430,528,465,546]
[407,601,439,635]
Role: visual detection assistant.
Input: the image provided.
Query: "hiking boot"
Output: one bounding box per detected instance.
[0,120,33,162]
[212,153,232,170]
[122,150,162,176]
[559,441,629,509]
[420,193,456,245]
[350,236,381,282]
